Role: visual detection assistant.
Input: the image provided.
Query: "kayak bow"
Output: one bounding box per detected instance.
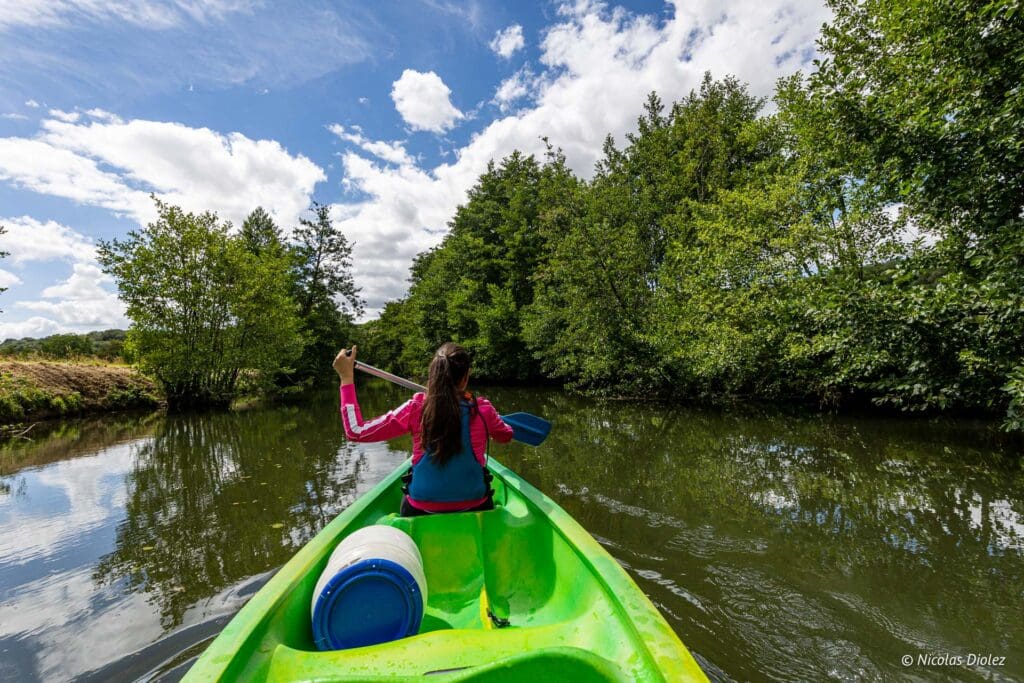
[185,459,707,682]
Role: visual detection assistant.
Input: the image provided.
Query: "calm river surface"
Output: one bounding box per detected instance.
[1,382,1022,682]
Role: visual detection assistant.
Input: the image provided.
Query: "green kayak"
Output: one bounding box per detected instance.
[185,459,707,682]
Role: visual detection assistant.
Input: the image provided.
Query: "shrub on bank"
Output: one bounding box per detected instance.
[0,361,161,424]
[0,373,54,421]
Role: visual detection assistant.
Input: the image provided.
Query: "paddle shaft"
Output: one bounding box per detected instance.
[353,360,425,393]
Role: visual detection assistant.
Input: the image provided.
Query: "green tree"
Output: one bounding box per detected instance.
[528,77,786,396]
[98,199,301,409]
[241,207,285,258]
[812,0,1023,238]
[358,299,428,379]
[290,201,363,383]
[40,334,94,358]
[365,46,1024,430]
[89,329,128,361]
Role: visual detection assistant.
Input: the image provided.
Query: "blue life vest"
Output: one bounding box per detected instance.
[407,400,487,503]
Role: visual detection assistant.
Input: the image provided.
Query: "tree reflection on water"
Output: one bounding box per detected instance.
[486,389,1024,679]
[91,401,376,630]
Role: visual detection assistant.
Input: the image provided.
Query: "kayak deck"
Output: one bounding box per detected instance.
[186,459,707,682]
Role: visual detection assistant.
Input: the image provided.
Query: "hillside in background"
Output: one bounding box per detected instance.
[0,329,127,360]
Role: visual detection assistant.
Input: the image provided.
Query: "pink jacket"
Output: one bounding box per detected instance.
[339,384,514,463]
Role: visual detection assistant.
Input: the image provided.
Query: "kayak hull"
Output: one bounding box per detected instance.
[185,459,707,682]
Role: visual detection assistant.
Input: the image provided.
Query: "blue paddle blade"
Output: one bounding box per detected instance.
[501,412,552,447]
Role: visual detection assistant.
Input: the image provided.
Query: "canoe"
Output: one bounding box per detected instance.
[184,459,708,682]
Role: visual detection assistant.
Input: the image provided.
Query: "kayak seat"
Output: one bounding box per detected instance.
[365,498,597,637]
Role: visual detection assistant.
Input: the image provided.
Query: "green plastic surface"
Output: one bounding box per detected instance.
[184,459,708,682]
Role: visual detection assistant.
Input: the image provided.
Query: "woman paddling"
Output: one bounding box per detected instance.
[333,342,514,516]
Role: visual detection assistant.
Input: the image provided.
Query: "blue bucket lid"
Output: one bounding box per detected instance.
[311,558,423,651]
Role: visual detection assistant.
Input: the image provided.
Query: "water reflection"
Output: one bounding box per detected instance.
[1,412,160,479]
[0,387,408,681]
[95,407,355,630]
[0,384,1021,681]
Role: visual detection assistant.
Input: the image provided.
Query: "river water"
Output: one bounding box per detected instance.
[1,382,1021,681]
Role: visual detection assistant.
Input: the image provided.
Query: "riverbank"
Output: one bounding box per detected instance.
[0,360,162,425]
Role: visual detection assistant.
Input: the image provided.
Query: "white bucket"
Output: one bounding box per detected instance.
[310,525,427,650]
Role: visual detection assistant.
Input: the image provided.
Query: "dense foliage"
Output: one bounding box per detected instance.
[363,150,574,382]
[237,204,362,387]
[801,0,1024,429]
[361,0,1024,430]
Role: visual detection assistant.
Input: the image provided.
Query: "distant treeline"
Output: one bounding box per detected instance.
[360,0,1024,430]
[0,329,128,360]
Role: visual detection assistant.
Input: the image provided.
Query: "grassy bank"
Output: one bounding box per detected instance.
[0,360,162,425]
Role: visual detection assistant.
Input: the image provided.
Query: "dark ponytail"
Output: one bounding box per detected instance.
[421,342,472,465]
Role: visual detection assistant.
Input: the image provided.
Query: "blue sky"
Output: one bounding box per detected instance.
[0,0,830,339]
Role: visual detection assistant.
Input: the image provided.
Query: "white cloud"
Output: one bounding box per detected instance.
[48,108,80,122]
[0,114,325,228]
[0,316,62,339]
[334,0,831,316]
[492,67,533,112]
[328,124,414,167]
[2,112,29,120]
[490,24,525,58]
[39,116,326,227]
[331,153,464,316]
[358,96,369,105]
[25,99,40,108]
[0,217,127,337]
[0,268,22,288]
[83,108,123,123]
[0,215,97,264]
[39,262,111,300]
[0,112,326,339]
[0,140,153,222]
[390,69,464,134]
[17,295,127,329]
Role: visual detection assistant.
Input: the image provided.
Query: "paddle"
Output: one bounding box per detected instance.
[347,353,552,446]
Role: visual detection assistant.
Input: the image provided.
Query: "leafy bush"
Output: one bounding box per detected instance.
[103,386,160,410]
[0,372,76,421]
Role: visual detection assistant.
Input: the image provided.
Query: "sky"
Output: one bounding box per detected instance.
[0,0,831,340]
